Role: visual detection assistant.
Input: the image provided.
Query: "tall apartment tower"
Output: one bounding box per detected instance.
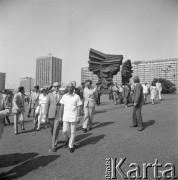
[0,73,6,90]
[36,55,62,88]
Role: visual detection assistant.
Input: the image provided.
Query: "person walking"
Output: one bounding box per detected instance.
[78,82,85,115]
[131,76,144,131]
[0,92,11,139]
[122,84,130,107]
[150,82,157,105]
[2,90,11,125]
[82,80,96,133]
[60,83,82,153]
[12,86,26,135]
[112,83,119,105]
[71,81,80,96]
[108,85,113,100]
[142,82,149,104]
[156,80,162,101]
[44,82,62,152]
[27,86,40,129]
[95,85,102,106]
[36,88,48,131]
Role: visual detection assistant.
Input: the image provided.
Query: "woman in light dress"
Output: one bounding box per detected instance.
[36,88,48,131]
[150,82,157,105]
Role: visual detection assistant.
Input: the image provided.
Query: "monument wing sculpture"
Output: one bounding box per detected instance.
[88,48,123,88]
[121,59,133,85]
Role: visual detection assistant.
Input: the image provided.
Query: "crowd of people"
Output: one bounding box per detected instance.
[0,77,162,153]
[108,80,162,106]
[0,80,102,153]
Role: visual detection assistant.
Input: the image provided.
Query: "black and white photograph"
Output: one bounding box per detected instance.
[0,0,178,179]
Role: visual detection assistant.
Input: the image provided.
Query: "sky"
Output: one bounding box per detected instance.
[0,0,178,88]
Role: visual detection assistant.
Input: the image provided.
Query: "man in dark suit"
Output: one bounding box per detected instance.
[132,76,144,131]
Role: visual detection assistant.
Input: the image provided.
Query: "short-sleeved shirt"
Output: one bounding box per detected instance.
[142,84,149,94]
[60,93,82,122]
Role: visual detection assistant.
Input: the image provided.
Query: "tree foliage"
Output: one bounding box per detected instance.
[152,78,177,94]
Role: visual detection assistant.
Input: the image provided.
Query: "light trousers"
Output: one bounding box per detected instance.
[83,106,95,129]
[14,112,25,133]
[158,90,162,100]
[143,93,148,104]
[62,121,76,148]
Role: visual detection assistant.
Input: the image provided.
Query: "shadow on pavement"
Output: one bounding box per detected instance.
[93,122,114,130]
[143,120,155,129]
[0,152,38,168]
[76,122,100,131]
[102,107,119,111]
[94,110,107,114]
[0,155,60,180]
[76,134,105,149]
[98,102,109,106]
[75,133,92,142]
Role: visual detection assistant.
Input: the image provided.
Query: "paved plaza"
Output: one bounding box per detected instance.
[0,94,178,180]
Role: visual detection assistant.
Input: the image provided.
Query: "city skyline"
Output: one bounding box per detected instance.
[0,0,178,88]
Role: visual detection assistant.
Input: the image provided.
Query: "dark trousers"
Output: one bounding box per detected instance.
[4,116,10,125]
[28,108,35,117]
[48,118,60,148]
[132,105,143,127]
[96,95,101,105]
[124,97,128,106]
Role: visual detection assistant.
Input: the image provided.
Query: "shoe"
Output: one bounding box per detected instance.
[87,126,93,131]
[125,106,128,108]
[49,148,57,152]
[36,128,40,131]
[130,125,138,127]
[14,131,18,135]
[63,139,69,148]
[83,128,87,133]
[138,127,144,131]
[69,148,75,153]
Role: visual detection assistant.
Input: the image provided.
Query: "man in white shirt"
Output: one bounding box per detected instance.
[142,82,149,104]
[60,83,82,153]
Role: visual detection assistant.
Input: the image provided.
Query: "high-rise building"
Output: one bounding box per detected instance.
[20,77,34,91]
[0,73,6,90]
[36,55,62,88]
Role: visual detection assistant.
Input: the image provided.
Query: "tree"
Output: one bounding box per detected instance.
[152,78,177,94]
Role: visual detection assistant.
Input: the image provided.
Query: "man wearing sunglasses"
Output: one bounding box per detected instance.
[44,82,62,152]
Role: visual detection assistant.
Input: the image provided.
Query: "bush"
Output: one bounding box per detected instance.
[152,78,177,94]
